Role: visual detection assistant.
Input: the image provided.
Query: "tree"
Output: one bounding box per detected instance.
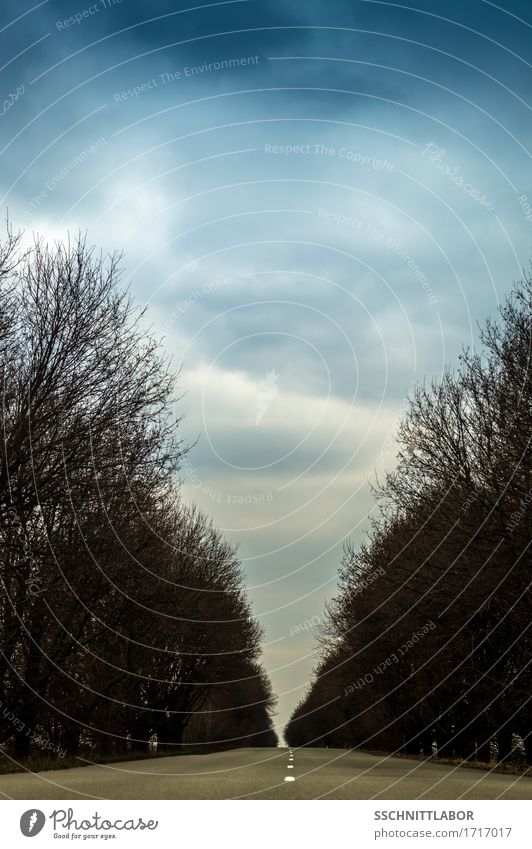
[286,274,531,765]
[0,231,276,761]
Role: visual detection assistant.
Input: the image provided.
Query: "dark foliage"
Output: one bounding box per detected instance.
[286,275,531,766]
[0,230,277,762]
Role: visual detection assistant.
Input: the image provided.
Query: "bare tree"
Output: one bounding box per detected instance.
[0,232,276,762]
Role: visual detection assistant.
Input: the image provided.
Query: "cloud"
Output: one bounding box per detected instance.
[2,0,532,732]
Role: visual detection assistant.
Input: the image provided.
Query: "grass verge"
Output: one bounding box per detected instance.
[0,744,239,776]
[364,749,531,777]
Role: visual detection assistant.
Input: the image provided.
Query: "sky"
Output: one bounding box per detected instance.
[1,0,532,736]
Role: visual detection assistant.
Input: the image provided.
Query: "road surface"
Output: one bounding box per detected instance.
[0,748,530,800]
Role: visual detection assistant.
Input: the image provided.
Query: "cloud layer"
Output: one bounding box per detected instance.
[1,0,531,733]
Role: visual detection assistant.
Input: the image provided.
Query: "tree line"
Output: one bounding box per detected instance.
[0,227,277,762]
[286,274,531,766]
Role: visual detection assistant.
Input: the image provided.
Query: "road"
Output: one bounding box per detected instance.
[0,748,530,800]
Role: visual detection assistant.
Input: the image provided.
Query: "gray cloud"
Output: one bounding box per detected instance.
[1,0,531,732]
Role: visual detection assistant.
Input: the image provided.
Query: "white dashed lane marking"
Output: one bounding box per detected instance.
[285,749,295,781]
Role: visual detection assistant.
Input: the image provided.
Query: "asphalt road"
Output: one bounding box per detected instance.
[0,748,530,800]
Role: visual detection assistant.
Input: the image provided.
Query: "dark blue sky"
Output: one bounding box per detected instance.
[2,0,531,731]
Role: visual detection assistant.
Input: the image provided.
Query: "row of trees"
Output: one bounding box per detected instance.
[0,227,276,761]
[286,273,531,765]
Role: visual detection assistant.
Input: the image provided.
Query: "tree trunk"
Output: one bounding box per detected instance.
[497,729,514,763]
[13,728,31,759]
[62,726,80,757]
